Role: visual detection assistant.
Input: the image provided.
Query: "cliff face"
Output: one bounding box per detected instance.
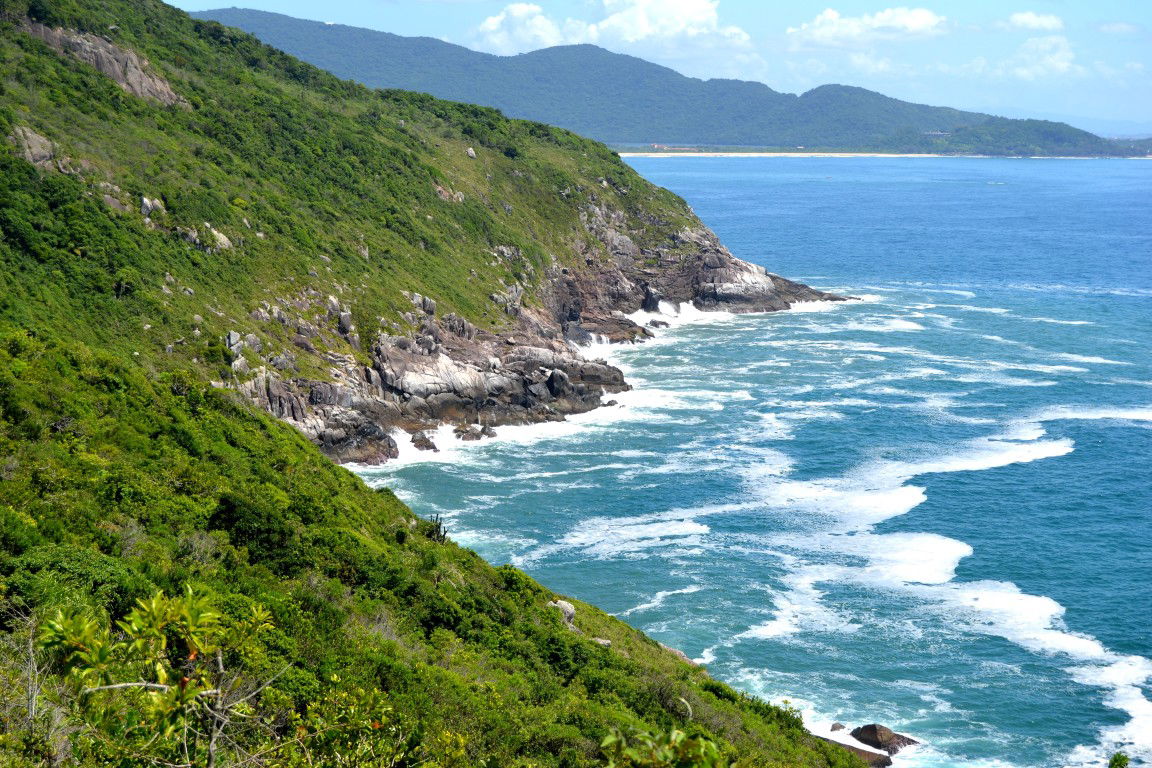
[238,206,840,464]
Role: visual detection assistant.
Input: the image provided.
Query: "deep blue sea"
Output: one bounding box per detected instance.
[356,158,1152,767]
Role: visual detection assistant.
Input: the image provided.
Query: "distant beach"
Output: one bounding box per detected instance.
[618,152,949,158]
[619,152,1150,159]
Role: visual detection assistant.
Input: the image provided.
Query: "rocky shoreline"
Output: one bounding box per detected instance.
[235,211,844,464]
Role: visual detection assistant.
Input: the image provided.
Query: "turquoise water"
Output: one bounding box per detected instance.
[355,158,1152,767]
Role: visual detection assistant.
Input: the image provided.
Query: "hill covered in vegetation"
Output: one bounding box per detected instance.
[0,0,866,765]
[193,8,1136,157]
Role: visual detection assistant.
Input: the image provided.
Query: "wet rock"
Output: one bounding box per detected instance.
[641,285,664,312]
[850,724,919,756]
[454,424,484,441]
[831,723,846,732]
[411,431,438,452]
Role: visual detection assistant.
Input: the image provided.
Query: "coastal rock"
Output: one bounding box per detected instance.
[411,431,438,452]
[850,724,919,756]
[25,22,188,107]
[229,199,840,466]
[830,722,846,732]
[814,737,892,768]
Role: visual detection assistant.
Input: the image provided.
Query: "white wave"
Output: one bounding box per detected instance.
[786,299,852,313]
[936,304,1012,314]
[1024,316,1095,326]
[625,300,736,331]
[743,408,1152,764]
[1033,405,1152,425]
[1051,353,1132,366]
[838,318,926,332]
[617,584,705,617]
[739,566,861,640]
[515,502,756,565]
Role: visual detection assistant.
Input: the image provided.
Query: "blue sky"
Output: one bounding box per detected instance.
[172,1,1152,134]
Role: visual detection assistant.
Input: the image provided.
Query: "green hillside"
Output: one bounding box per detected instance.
[193,8,1132,157]
[0,0,864,765]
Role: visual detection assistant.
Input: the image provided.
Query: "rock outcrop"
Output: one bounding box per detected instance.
[25,22,188,107]
[229,200,842,464]
[850,724,919,756]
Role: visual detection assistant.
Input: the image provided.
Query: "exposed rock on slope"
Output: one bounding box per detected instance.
[25,21,188,107]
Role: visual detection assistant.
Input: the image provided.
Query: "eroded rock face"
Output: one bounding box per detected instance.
[233,202,842,464]
[25,22,188,107]
[9,126,56,169]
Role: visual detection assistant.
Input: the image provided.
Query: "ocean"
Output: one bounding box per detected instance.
[354,157,1152,767]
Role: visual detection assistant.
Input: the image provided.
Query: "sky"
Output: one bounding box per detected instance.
[171,1,1152,135]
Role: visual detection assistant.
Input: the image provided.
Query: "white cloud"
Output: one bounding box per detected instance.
[1006,12,1063,31]
[476,3,566,52]
[472,0,762,79]
[475,0,751,55]
[1099,22,1141,35]
[786,7,947,49]
[1007,35,1081,80]
[849,52,894,74]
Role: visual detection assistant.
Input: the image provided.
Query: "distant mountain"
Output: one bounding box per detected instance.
[194,8,1139,156]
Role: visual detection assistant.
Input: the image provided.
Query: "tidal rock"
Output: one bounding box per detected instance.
[831,722,846,732]
[850,724,919,756]
[454,424,484,441]
[641,285,664,312]
[411,431,438,452]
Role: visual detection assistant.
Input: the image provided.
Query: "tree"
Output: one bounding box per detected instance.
[1109,753,1129,768]
[600,728,734,768]
[39,586,277,768]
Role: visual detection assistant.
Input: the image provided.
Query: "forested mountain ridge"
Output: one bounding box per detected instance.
[0,0,866,765]
[193,7,1140,157]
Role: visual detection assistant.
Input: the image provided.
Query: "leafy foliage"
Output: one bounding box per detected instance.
[601,728,733,768]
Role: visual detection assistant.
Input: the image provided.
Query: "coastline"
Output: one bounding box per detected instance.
[619,152,1152,159]
[620,152,951,158]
